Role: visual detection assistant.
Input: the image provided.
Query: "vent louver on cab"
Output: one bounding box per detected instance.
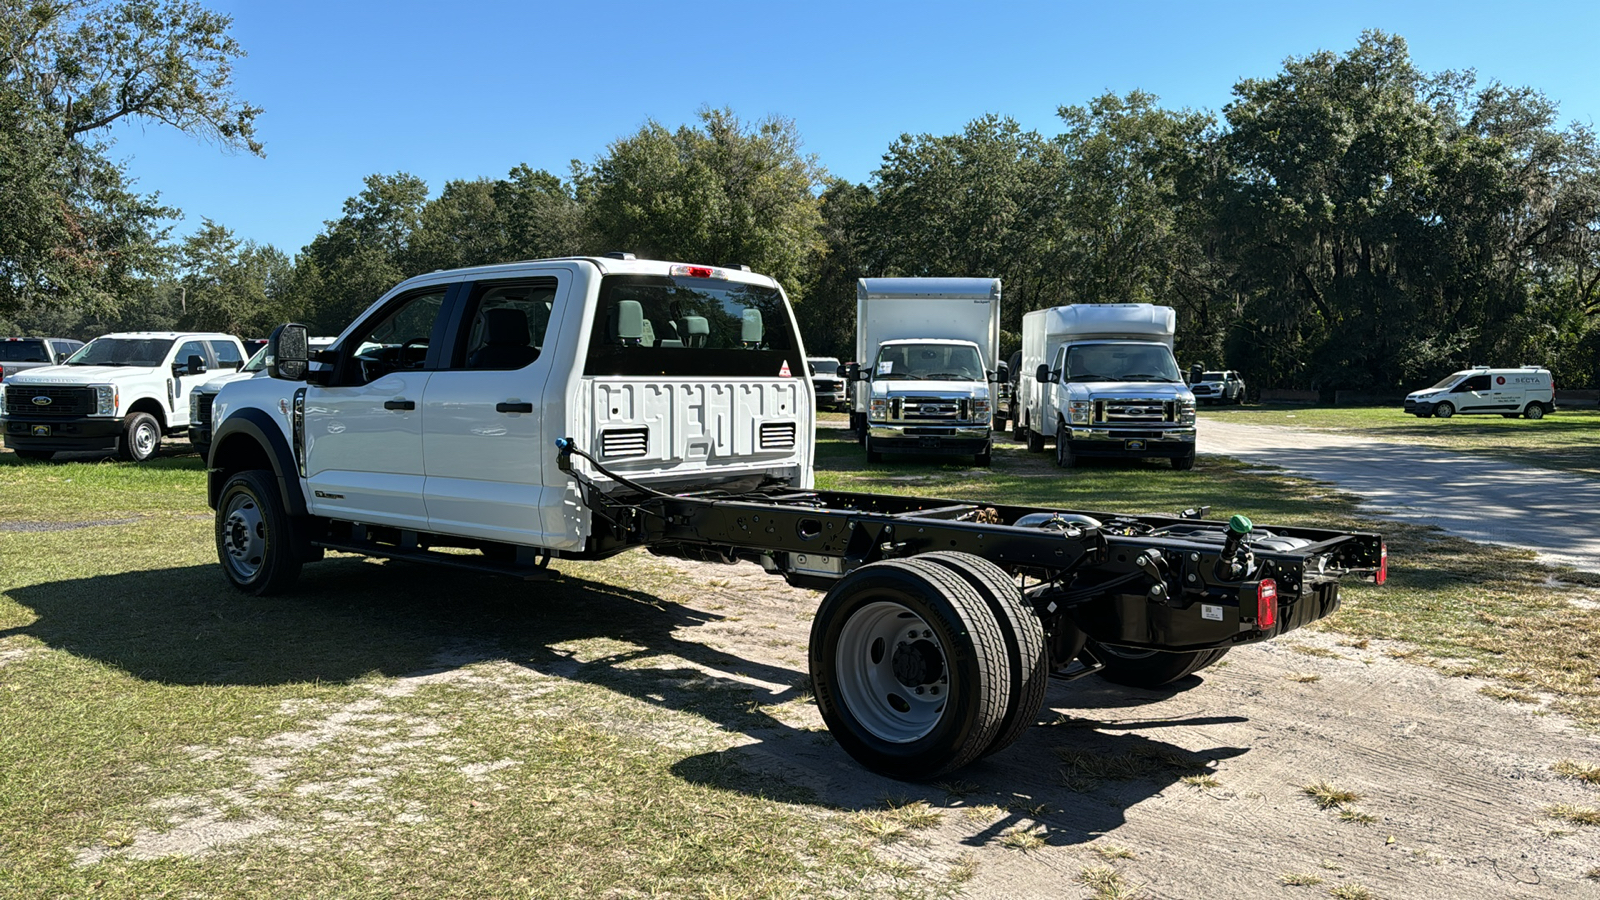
[601,426,649,458]
[760,422,797,450]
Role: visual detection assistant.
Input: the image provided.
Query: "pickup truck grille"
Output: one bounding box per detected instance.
[195,393,215,427]
[760,422,796,450]
[601,427,649,458]
[5,385,94,417]
[1094,399,1175,424]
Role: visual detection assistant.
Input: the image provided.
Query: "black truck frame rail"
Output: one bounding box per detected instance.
[555,439,1386,664]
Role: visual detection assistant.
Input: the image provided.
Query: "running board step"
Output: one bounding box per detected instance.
[312,540,554,580]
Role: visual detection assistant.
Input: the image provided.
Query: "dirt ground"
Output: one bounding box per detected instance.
[649,554,1600,900]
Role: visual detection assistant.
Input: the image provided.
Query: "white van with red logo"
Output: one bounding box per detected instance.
[1404,366,1554,419]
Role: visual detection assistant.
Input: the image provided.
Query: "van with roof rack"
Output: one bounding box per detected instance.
[1,331,247,461]
[1404,366,1554,419]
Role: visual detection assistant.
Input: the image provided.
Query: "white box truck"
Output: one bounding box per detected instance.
[1018,304,1197,470]
[846,278,1004,466]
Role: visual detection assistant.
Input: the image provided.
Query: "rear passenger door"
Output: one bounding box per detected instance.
[421,271,571,545]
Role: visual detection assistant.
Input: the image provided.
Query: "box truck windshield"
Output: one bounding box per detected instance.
[584,274,800,377]
[1064,344,1182,383]
[875,343,984,381]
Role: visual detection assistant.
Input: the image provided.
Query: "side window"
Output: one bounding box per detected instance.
[341,288,449,386]
[1458,375,1491,392]
[1054,346,1069,381]
[453,279,556,370]
[52,340,77,359]
[209,340,243,369]
[175,340,209,368]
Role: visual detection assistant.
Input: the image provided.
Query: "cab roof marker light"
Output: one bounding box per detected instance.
[671,264,721,279]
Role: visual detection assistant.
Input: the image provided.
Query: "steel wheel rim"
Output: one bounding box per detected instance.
[221,490,267,581]
[836,600,950,743]
[134,421,158,457]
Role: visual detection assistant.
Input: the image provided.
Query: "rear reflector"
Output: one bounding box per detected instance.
[1257,578,1278,629]
[1376,542,1388,585]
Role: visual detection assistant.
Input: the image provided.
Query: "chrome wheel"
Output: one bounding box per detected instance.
[220,490,267,582]
[835,601,951,743]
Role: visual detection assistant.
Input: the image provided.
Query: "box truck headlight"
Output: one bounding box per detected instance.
[1179,399,1197,425]
[93,385,117,417]
[970,399,990,422]
[1068,400,1092,425]
[870,397,888,421]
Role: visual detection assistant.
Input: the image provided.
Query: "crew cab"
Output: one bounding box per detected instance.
[205,256,1385,782]
[2,331,246,461]
[0,337,84,383]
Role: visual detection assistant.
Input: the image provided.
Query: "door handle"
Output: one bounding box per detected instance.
[383,399,415,411]
[496,401,534,414]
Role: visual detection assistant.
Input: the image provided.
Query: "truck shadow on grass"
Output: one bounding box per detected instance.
[4,555,1247,845]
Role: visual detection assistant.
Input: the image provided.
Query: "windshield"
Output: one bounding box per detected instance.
[1429,373,1466,390]
[584,274,800,377]
[809,357,840,372]
[1063,343,1182,383]
[0,340,50,362]
[65,337,175,367]
[874,343,984,381]
[240,346,269,373]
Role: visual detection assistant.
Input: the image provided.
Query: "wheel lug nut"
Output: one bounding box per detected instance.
[915,687,924,695]
[921,630,931,638]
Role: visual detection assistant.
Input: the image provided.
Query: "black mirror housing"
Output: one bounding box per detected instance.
[267,323,309,381]
[1036,363,1052,384]
[996,363,1009,384]
[187,354,207,376]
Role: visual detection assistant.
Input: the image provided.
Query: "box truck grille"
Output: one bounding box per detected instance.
[898,396,965,421]
[760,422,796,450]
[1095,399,1175,424]
[601,427,649,458]
[6,385,94,417]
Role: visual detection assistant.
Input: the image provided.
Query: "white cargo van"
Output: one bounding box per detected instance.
[1019,304,1196,469]
[846,278,1003,466]
[1404,367,1554,419]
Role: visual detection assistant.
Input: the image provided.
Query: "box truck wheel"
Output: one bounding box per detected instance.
[974,442,992,467]
[865,435,883,463]
[1086,641,1229,688]
[1053,423,1075,468]
[1524,403,1545,420]
[1026,422,1046,453]
[1011,414,1024,442]
[914,552,1047,761]
[808,559,1009,780]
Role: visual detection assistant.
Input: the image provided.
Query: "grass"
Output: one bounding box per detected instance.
[1545,804,1600,826]
[4,406,1600,895]
[1281,872,1325,886]
[1200,405,1600,477]
[1078,864,1141,900]
[1303,782,1361,810]
[1328,885,1376,900]
[1553,760,1600,786]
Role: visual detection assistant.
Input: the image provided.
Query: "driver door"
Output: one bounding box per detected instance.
[303,285,455,528]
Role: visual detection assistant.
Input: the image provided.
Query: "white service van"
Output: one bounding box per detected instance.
[1403,367,1554,419]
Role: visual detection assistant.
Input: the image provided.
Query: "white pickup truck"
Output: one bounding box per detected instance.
[2,331,246,461]
[206,255,1385,781]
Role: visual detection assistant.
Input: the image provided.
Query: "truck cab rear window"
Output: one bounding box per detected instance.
[0,340,50,362]
[584,274,798,377]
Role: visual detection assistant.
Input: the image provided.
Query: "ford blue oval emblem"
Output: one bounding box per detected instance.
[32,395,52,406]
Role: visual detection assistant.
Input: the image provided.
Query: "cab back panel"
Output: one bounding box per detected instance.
[583,378,805,477]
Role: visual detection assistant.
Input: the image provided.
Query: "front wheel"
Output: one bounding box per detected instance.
[118,412,161,462]
[810,559,1009,780]
[1054,422,1075,468]
[1171,451,1196,471]
[1524,403,1546,420]
[1434,401,1455,419]
[216,469,303,595]
[865,435,883,464]
[974,442,991,468]
[1087,641,1230,688]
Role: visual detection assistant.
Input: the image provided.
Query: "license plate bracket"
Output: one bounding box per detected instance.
[31,424,51,437]
[1125,439,1146,450]
[917,437,942,448]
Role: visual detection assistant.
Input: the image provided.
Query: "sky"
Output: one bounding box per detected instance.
[109,0,1600,255]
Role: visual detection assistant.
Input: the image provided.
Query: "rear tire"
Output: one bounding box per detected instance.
[13,449,55,461]
[809,559,1010,780]
[1011,412,1025,442]
[917,552,1049,761]
[118,412,161,462]
[1026,424,1046,453]
[215,469,303,595]
[1087,641,1230,688]
[1435,401,1455,419]
[1054,422,1075,468]
[1524,403,1545,420]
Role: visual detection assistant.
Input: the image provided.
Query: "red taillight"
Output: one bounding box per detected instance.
[675,265,715,278]
[1376,542,1388,585]
[1257,578,1278,629]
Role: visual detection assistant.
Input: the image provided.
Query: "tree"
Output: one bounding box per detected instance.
[297,173,429,333]
[176,218,291,335]
[0,0,261,321]
[581,108,826,298]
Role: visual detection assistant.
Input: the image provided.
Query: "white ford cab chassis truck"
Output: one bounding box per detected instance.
[207,256,1385,780]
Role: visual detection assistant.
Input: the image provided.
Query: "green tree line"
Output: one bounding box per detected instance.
[4,9,1597,391]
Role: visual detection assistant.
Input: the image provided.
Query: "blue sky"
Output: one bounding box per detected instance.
[110,0,1600,255]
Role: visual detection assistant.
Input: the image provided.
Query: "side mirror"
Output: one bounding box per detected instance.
[808,363,817,376]
[174,355,208,377]
[267,323,309,381]
[1036,363,1052,384]
[844,362,861,382]
[995,364,1009,383]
